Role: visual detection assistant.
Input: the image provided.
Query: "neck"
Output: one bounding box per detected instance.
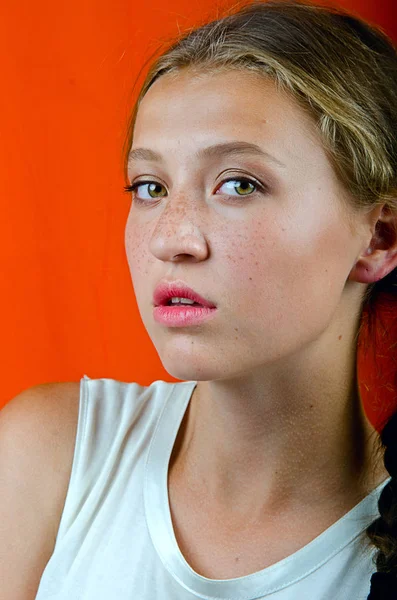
[169,327,387,522]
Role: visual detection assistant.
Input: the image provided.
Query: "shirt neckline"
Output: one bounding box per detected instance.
[144,380,390,600]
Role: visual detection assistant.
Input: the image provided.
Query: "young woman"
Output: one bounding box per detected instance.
[1,1,397,599]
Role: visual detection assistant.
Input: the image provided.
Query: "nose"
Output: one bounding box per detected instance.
[149,218,210,263]
[145,188,211,262]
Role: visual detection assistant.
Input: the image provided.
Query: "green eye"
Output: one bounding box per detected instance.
[219,179,257,196]
[123,175,265,204]
[145,182,166,198]
[123,181,166,201]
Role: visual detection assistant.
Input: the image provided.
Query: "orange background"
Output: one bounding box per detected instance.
[1,0,396,428]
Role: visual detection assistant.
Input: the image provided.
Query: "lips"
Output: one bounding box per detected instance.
[153,280,217,308]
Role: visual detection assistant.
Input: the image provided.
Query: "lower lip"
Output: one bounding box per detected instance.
[153,305,217,327]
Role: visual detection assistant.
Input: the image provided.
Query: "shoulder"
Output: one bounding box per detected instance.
[0,381,81,532]
[1,381,80,464]
[0,381,81,597]
[2,380,81,419]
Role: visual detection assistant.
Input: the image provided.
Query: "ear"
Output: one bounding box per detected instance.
[348,204,397,284]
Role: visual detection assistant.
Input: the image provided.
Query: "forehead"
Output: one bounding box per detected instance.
[131,69,336,183]
[137,69,316,133]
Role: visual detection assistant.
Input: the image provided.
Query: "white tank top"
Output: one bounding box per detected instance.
[35,375,389,600]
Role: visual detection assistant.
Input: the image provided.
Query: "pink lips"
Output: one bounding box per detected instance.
[153,280,216,308]
[153,304,217,327]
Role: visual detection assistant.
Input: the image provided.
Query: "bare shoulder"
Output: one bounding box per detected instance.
[2,380,81,512]
[1,381,81,493]
[2,380,81,421]
[0,381,81,599]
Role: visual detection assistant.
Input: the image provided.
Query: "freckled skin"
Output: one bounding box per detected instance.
[126,70,373,378]
[124,69,393,532]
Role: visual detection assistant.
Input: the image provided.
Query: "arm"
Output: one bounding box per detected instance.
[0,382,80,599]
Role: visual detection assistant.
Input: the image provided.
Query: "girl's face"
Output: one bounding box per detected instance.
[125,69,366,381]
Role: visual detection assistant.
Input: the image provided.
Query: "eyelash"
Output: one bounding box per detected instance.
[123,176,267,204]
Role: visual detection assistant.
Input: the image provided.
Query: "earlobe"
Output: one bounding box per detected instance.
[348,254,383,284]
[349,206,397,284]
[349,246,397,285]
[349,245,388,285]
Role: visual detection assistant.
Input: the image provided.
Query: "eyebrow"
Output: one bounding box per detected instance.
[127,141,286,169]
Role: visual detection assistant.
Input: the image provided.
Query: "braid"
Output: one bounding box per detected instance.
[364,269,397,599]
[366,411,397,597]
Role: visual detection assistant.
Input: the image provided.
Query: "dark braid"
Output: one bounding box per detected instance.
[365,268,397,598]
[366,412,397,597]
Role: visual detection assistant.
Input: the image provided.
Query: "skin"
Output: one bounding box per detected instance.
[125,68,397,575]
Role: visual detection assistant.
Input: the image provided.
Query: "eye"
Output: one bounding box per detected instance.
[124,176,266,204]
[124,181,165,202]
[216,177,258,197]
[124,181,164,204]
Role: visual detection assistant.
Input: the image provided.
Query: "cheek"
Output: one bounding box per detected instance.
[220,210,348,341]
[124,195,352,353]
[124,214,151,286]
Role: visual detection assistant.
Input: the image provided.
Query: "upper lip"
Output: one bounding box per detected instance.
[153,280,217,308]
